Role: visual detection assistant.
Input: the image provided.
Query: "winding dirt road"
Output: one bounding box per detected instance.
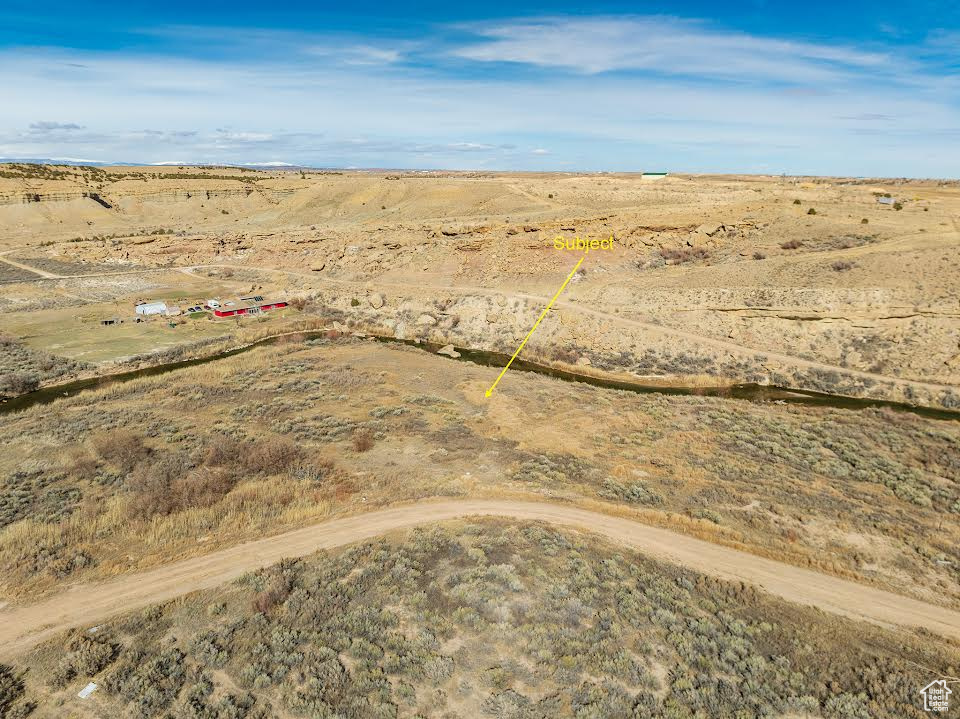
[2,499,959,660]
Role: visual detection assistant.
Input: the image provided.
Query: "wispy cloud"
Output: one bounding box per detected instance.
[304,43,404,66]
[214,130,275,143]
[29,121,85,132]
[924,29,960,53]
[451,16,894,84]
[837,113,897,121]
[140,24,409,66]
[0,14,957,175]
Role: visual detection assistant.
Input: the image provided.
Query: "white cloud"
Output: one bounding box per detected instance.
[451,16,895,84]
[0,16,957,176]
[305,43,404,66]
[143,24,409,67]
[215,130,275,143]
[29,121,84,131]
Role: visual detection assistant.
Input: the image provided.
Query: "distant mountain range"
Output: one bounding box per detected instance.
[0,158,306,169]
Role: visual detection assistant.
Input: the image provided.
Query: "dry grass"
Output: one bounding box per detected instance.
[0,338,957,610]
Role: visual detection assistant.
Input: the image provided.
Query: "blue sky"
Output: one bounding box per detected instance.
[1,1,958,175]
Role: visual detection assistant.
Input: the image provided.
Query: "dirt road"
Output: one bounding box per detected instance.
[2,499,959,660]
[0,252,60,279]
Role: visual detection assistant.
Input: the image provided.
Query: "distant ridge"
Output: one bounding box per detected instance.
[0,158,305,170]
[0,157,127,166]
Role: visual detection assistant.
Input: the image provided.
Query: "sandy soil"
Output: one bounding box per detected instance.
[2,498,959,660]
[1,166,957,408]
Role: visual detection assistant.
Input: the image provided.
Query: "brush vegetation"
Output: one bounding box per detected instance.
[0,338,957,607]
[7,520,957,718]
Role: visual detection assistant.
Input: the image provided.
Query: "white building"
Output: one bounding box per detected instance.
[135,302,167,316]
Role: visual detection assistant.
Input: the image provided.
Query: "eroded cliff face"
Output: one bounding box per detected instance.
[301,286,960,411]
[2,164,958,407]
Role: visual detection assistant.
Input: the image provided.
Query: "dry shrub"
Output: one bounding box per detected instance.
[0,665,32,718]
[277,331,306,345]
[66,632,118,675]
[172,468,238,511]
[92,430,150,472]
[780,239,803,249]
[0,371,40,396]
[352,428,375,453]
[252,577,293,614]
[205,434,302,475]
[239,436,302,473]
[67,446,99,481]
[661,246,709,263]
[128,451,240,520]
[289,458,339,483]
[289,458,355,500]
[127,452,192,519]
[203,441,234,468]
[288,297,307,311]
[549,345,579,364]
[332,476,359,501]
[51,631,118,687]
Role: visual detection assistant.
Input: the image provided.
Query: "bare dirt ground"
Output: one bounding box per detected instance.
[1,164,958,408]
[0,165,957,708]
[3,498,959,661]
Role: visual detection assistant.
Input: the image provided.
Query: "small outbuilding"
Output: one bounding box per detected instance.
[135,302,167,316]
[213,299,288,318]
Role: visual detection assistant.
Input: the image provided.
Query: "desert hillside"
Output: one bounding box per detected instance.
[2,164,959,409]
[1,164,958,718]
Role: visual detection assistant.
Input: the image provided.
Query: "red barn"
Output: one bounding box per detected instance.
[213,299,288,318]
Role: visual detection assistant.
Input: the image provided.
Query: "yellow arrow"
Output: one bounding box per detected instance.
[485,254,585,398]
